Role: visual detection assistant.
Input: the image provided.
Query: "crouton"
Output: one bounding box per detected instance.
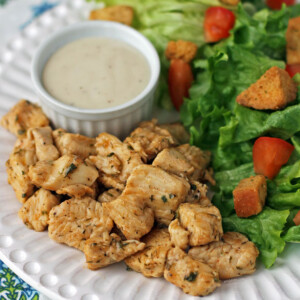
[286,16,300,65]
[165,40,198,63]
[89,5,134,26]
[1,100,49,138]
[233,175,267,218]
[236,66,297,110]
[220,0,240,5]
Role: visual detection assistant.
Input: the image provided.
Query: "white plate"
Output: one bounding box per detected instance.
[1,1,300,299]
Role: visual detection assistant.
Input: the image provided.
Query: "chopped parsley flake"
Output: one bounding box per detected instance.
[107,152,115,157]
[191,184,197,190]
[161,195,168,203]
[184,272,198,282]
[65,163,77,177]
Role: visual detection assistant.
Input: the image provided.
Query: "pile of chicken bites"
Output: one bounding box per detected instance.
[1,99,259,296]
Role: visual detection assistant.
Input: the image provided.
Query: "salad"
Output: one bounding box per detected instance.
[93,0,300,269]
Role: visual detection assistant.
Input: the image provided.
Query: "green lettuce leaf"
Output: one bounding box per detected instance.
[223,208,289,268]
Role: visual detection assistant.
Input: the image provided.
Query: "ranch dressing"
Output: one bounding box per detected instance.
[42,37,151,109]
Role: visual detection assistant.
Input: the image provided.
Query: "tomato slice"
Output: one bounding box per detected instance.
[286,64,300,78]
[253,137,294,179]
[266,0,295,9]
[204,7,235,43]
[168,59,193,111]
[293,210,300,226]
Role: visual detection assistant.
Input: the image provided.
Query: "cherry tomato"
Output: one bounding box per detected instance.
[253,137,294,179]
[285,64,300,78]
[204,6,235,43]
[293,210,300,226]
[266,0,295,9]
[168,59,193,111]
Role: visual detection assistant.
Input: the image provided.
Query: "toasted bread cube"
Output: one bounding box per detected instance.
[236,66,297,110]
[89,5,134,26]
[220,0,240,5]
[1,100,49,138]
[165,40,198,63]
[286,17,300,65]
[233,175,267,218]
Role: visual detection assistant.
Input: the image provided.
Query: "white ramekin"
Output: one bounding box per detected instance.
[31,21,160,138]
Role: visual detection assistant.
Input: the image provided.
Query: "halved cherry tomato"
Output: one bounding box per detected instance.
[253,137,294,179]
[204,7,235,43]
[286,64,300,78]
[168,59,193,111]
[266,0,295,10]
[293,210,300,226]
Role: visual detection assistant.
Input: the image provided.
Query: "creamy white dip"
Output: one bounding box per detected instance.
[42,37,151,109]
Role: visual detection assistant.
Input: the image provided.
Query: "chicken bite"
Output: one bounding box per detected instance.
[189,232,259,280]
[176,144,211,181]
[28,154,98,193]
[6,136,37,203]
[102,193,154,240]
[48,197,113,251]
[236,66,297,110]
[159,123,190,145]
[186,181,211,206]
[164,247,220,296]
[56,182,99,199]
[98,189,121,203]
[18,188,59,232]
[124,165,190,225]
[29,127,59,161]
[286,16,300,65]
[169,203,223,249]
[125,228,172,278]
[168,219,189,250]
[1,100,49,138]
[89,5,134,26]
[89,133,143,190]
[84,232,145,270]
[53,129,96,159]
[165,40,198,63]
[233,175,267,218]
[124,119,176,162]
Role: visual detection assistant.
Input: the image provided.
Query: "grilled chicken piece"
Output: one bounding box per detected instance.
[29,155,98,192]
[18,188,59,231]
[189,232,259,280]
[125,228,172,277]
[159,123,190,145]
[176,144,211,181]
[153,144,211,183]
[124,119,176,162]
[164,247,220,296]
[84,232,145,270]
[98,189,121,203]
[56,181,99,199]
[168,219,189,250]
[124,165,190,225]
[186,181,211,206]
[53,129,96,159]
[169,203,223,249]
[6,136,37,203]
[153,148,194,178]
[103,193,154,240]
[48,197,113,251]
[90,133,143,190]
[1,100,49,138]
[29,127,59,161]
